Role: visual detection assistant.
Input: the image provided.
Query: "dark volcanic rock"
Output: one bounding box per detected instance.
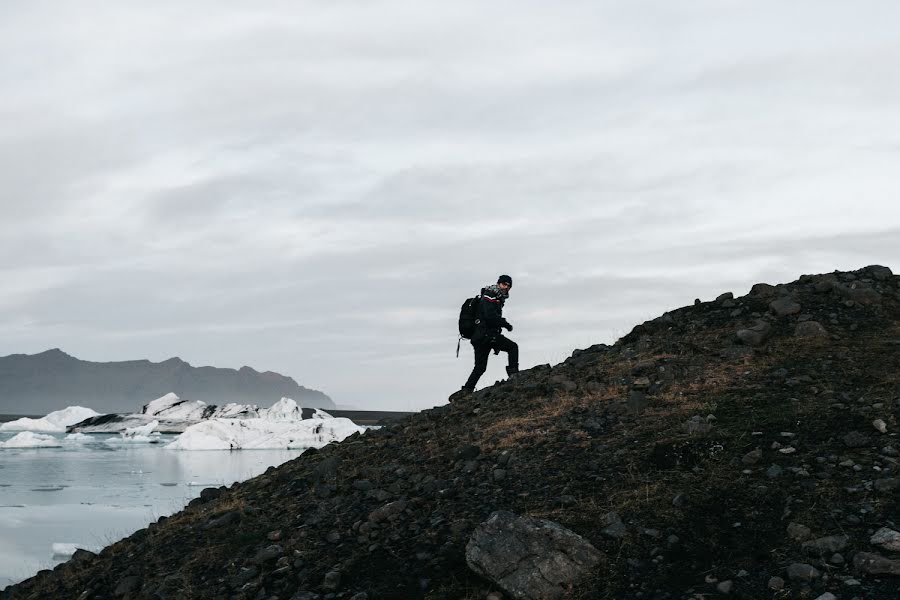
[466,511,603,600]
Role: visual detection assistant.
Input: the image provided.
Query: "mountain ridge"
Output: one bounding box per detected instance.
[0,350,333,413]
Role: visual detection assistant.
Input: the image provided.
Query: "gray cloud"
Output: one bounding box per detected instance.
[1,0,898,410]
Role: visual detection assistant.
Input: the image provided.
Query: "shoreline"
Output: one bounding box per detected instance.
[0,409,412,426]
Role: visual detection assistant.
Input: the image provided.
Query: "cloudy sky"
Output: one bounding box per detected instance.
[1,1,898,411]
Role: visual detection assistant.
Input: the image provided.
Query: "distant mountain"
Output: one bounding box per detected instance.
[0,349,334,414]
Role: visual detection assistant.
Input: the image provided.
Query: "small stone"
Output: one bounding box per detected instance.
[795,321,829,338]
[322,570,342,591]
[716,580,733,594]
[829,553,845,565]
[742,449,763,465]
[870,527,900,551]
[813,593,836,600]
[787,522,812,542]
[875,478,900,492]
[767,576,785,590]
[873,419,887,433]
[252,545,284,564]
[843,431,870,448]
[326,531,341,544]
[493,469,507,482]
[802,535,849,555]
[779,447,797,455]
[766,464,784,478]
[267,530,282,542]
[770,297,801,316]
[853,551,900,575]
[786,563,820,581]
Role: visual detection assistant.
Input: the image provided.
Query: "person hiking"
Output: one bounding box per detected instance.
[449,274,518,402]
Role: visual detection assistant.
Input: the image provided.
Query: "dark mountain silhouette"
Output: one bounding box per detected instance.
[3,265,898,600]
[0,350,333,414]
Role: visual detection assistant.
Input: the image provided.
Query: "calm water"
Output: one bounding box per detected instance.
[0,431,305,589]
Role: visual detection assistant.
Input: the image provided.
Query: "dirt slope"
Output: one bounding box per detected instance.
[3,265,898,600]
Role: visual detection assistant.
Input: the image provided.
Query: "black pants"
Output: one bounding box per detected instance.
[464,334,518,390]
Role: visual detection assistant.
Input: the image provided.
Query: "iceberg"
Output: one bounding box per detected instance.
[69,393,261,434]
[104,420,162,444]
[0,406,101,433]
[0,432,63,449]
[165,405,365,450]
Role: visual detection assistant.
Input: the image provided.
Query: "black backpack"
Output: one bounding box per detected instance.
[456,296,480,356]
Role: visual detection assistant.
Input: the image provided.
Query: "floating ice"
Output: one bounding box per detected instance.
[0,432,63,449]
[105,420,162,444]
[166,411,365,450]
[0,407,101,433]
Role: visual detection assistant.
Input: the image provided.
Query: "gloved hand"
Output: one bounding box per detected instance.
[502,320,513,332]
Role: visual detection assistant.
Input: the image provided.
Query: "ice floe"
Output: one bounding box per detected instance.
[0,432,63,449]
[0,406,101,433]
[165,401,365,450]
[70,393,261,433]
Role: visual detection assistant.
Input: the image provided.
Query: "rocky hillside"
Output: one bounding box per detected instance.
[3,266,898,600]
[0,350,333,413]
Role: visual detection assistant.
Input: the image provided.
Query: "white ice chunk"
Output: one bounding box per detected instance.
[104,420,162,444]
[142,393,259,421]
[264,398,301,421]
[0,432,63,448]
[165,414,365,450]
[64,433,92,441]
[0,406,101,432]
[312,408,334,419]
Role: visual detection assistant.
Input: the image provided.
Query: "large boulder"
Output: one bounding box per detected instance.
[466,511,603,600]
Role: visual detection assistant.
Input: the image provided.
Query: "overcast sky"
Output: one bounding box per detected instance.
[1,1,898,411]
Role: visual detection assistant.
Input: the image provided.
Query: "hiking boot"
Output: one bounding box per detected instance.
[448,386,473,403]
[506,365,519,377]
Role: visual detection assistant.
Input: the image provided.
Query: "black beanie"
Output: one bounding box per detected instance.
[498,274,513,287]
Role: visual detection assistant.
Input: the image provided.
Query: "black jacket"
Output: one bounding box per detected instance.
[473,284,510,342]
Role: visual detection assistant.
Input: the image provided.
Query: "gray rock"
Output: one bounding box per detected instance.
[322,570,342,591]
[736,321,772,347]
[853,551,900,575]
[843,431,870,448]
[871,527,900,551]
[802,535,849,555]
[787,522,812,542]
[716,580,733,594]
[290,591,321,600]
[875,478,900,492]
[814,593,837,600]
[786,563,820,581]
[203,510,241,530]
[456,444,481,461]
[770,298,801,316]
[867,265,893,280]
[767,576,785,590]
[493,469,507,482]
[368,499,407,523]
[114,576,142,597]
[795,321,828,338]
[766,465,784,478]
[716,292,734,302]
[873,419,887,433]
[466,511,603,600]
[252,544,283,564]
[742,448,763,465]
[601,512,628,539]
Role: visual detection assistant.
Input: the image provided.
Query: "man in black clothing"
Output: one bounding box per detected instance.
[449,274,518,402]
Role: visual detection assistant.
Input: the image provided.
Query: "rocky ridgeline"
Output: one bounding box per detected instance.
[3,265,899,600]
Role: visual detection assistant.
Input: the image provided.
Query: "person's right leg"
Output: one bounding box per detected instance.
[463,343,492,390]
